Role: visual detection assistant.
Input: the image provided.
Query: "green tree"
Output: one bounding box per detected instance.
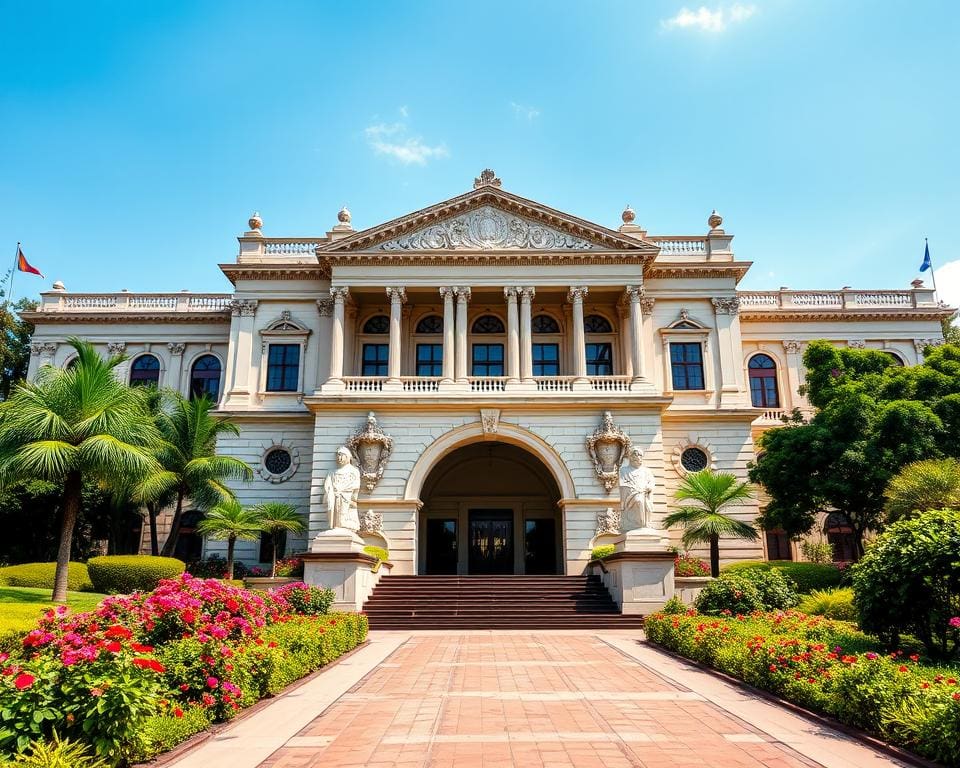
[0,338,162,600]
[663,469,758,577]
[138,394,253,558]
[253,502,305,577]
[884,458,960,522]
[751,341,960,557]
[197,499,262,579]
[0,292,37,400]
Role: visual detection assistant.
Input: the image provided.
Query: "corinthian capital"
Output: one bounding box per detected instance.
[438,286,455,301]
[711,297,740,315]
[454,286,472,302]
[567,286,589,303]
[316,298,334,317]
[386,287,407,304]
[330,286,350,303]
[503,286,520,301]
[519,286,536,302]
[624,285,643,302]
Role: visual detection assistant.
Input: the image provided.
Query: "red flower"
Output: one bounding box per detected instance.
[105,641,122,653]
[909,654,920,662]
[898,665,908,672]
[180,683,190,691]
[90,688,104,697]
[132,658,166,673]
[105,625,133,640]
[131,643,154,653]
[207,676,219,688]
[13,673,34,690]
[225,599,240,612]
[174,708,184,718]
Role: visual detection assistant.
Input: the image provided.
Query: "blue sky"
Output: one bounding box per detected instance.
[2,1,959,302]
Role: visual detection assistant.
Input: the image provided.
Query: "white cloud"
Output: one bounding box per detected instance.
[511,102,541,121]
[661,3,756,32]
[363,110,449,166]
[934,259,960,320]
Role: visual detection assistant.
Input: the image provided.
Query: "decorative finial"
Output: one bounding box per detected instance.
[473,169,502,189]
[52,280,66,291]
[338,206,351,224]
[708,209,723,230]
[622,205,636,224]
[248,211,263,231]
[911,278,924,288]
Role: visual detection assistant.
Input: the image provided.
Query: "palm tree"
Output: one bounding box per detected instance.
[663,469,759,577]
[196,499,262,579]
[253,502,305,577]
[0,339,163,601]
[139,394,253,558]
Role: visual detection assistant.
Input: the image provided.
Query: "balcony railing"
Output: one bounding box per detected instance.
[468,376,508,392]
[38,292,233,313]
[401,376,441,393]
[535,376,575,392]
[332,374,638,396]
[738,289,935,311]
[649,236,708,256]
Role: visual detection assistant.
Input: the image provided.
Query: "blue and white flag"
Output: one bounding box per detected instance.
[920,240,932,272]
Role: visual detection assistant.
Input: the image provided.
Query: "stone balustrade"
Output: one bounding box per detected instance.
[37,292,233,313]
[738,288,937,311]
[649,237,708,255]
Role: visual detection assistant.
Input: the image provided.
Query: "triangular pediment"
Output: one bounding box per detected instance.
[319,183,658,255]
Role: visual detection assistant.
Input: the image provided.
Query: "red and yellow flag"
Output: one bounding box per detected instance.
[16,246,43,278]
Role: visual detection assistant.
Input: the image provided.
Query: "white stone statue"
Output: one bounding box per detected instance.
[619,446,656,531]
[323,446,361,532]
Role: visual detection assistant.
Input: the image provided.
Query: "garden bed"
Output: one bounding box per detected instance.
[644,610,960,766]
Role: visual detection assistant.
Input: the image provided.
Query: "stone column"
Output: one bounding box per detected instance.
[625,286,645,382]
[504,287,520,382]
[327,287,349,384]
[167,343,186,396]
[782,340,806,411]
[454,287,471,382]
[519,287,535,382]
[386,287,406,382]
[568,286,589,380]
[224,300,258,406]
[712,296,748,407]
[440,287,455,382]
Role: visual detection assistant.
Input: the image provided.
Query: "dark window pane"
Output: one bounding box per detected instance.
[585,343,612,376]
[266,344,300,392]
[130,354,161,386]
[190,354,221,401]
[670,343,705,390]
[532,315,560,334]
[415,315,443,334]
[363,315,389,334]
[416,344,443,376]
[472,315,505,334]
[583,314,612,333]
[472,344,504,376]
[749,354,776,369]
[533,343,559,376]
[362,344,389,376]
[748,354,779,407]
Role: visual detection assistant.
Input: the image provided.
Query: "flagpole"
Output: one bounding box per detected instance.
[4,242,19,311]
[926,238,940,302]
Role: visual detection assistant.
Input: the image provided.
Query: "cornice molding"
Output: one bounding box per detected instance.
[219,263,330,284]
[740,307,956,323]
[21,311,231,325]
[646,262,753,282]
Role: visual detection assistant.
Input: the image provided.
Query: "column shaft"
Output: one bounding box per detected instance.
[454,287,471,381]
[519,287,535,381]
[568,286,588,379]
[329,288,348,380]
[440,287,455,381]
[386,287,406,380]
[505,287,520,381]
[626,286,645,380]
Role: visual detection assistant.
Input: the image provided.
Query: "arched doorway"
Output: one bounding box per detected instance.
[418,442,563,575]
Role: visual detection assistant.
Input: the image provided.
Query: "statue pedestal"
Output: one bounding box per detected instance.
[591,529,675,615]
[303,528,387,612]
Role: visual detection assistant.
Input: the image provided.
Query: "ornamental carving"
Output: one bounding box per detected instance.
[30,342,57,356]
[783,340,802,354]
[914,338,945,354]
[106,342,126,355]
[346,412,394,493]
[386,287,407,304]
[230,299,258,317]
[640,297,656,316]
[377,206,600,252]
[567,286,589,303]
[473,168,502,188]
[316,298,334,317]
[586,411,632,493]
[596,507,622,536]
[480,408,500,435]
[167,342,185,355]
[712,297,740,315]
[359,509,383,535]
[848,340,866,349]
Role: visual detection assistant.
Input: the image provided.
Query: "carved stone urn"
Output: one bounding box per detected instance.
[586,411,631,493]
[347,412,394,492]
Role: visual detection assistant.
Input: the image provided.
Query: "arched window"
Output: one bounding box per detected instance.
[415,315,443,334]
[748,354,780,408]
[532,315,560,334]
[130,354,160,387]
[583,314,612,333]
[824,512,857,562]
[472,315,505,334]
[583,314,613,375]
[362,315,389,334]
[190,355,222,401]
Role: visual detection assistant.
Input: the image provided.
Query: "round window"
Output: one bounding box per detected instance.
[264,448,292,476]
[680,447,709,472]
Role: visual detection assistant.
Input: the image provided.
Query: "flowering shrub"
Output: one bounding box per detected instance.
[694,575,764,614]
[0,574,367,765]
[674,554,710,577]
[645,609,960,765]
[186,555,249,580]
[274,557,304,577]
[271,582,335,615]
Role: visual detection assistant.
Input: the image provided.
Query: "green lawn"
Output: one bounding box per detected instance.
[0,586,107,637]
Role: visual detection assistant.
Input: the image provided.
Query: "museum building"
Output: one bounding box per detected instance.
[23,171,952,575]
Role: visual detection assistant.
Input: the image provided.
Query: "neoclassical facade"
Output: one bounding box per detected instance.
[23,171,952,573]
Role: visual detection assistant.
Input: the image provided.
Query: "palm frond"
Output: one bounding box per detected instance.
[253,502,305,534]
[197,500,263,541]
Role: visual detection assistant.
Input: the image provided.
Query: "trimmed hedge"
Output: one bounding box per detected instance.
[723,560,843,593]
[798,588,857,621]
[591,545,615,560]
[87,556,185,594]
[0,562,93,592]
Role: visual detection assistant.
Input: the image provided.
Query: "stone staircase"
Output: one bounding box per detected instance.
[362,574,647,630]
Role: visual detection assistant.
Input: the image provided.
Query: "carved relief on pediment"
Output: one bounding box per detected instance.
[376,206,602,252]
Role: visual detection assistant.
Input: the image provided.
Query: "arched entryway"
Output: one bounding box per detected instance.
[417,442,563,575]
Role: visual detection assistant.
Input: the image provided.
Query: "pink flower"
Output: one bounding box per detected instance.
[14,673,34,690]
[949,617,960,628]
[206,676,219,688]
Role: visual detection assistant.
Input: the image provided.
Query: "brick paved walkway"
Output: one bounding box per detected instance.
[254,634,864,768]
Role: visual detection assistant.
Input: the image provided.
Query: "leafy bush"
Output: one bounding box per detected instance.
[274,557,303,577]
[734,569,799,609]
[852,509,960,659]
[87,556,185,594]
[133,706,210,762]
[661,596,687,614]
[694,575,764,614]
[0,563,93,592]
[800,540,835,564]
[724,560,843,593]
[2,736,108,767]
[644,610,960,766]
[185,556,248,579]
[798,588,857,621]
[271,582,335,615]
[884,458,960,522]
[674,554,710,577]
[590,545,615,560]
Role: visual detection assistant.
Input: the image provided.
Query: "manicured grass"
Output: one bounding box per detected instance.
[0,586,107,637]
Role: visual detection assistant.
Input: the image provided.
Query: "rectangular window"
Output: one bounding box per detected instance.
[259,531,287,563]
[471,344,504,376]
[532,343,560,376]
[750,377,780,408]
[362,343,389,376]
[585,342,613,376]
[416,343,443,377]
[765,531,793,561]
[670,342,705,390]
[266,344,300,392]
